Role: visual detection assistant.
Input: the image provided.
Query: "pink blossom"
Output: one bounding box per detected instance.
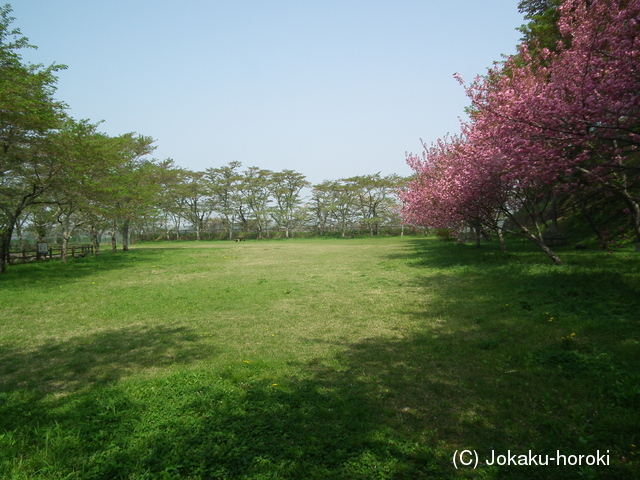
[402,0,640,260]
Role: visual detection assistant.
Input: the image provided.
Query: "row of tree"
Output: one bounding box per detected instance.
[16,161,403,249]
[132,164,403,242]
[0,5,404,273]
[400,0,640,264]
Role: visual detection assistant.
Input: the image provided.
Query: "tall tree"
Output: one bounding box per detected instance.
[240,167,273,239]
[327,179,359,238]
[206,161,243,240]
[310,181,334,235]
[48,119,120,262]
[0,5,66,272]
[269,169,309,238]
[86,132,157,253]
[153,158,186,241]
[178,170,214,241]
[351,173,399,237]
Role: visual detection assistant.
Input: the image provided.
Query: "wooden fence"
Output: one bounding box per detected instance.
[8,244,95,264]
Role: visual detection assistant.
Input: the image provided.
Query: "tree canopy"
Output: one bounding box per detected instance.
[0,4,67,272]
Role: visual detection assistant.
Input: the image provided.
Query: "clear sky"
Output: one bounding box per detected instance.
[12,1,524,184]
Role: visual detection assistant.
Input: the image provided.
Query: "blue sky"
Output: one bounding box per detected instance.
[12,1,524,184]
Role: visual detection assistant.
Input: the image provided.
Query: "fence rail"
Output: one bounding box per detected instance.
[8,244,94,264]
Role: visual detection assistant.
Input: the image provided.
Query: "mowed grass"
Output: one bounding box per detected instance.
[0,237,638,479]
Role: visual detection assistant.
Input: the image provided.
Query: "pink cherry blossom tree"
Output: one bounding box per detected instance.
[464,0,640,247]
[401,129,566,264]
[402,0,640,261]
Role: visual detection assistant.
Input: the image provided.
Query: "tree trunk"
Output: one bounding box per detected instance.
[15,221,25,253]
[497,228,506,252]
[60,222,70,264]
[60,215,73,264]
[502,210,563,264]
[173,214,181,240]
[255,217,263,239]
[111,220,118,254]
[61,235,69,264]
[624,199,640,253]
[0,229,12,274]
[122,219,130,251]
[91,227,101,256]
[576,193,609,249]
[539,241,563,265]
[164,213,171,241]
[0,212,18,273]
[521,224,563,265]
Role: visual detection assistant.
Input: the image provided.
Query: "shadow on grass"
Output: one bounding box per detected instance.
[0,340,453,479]
[391,237,640,270]
[146,323,636,479]
[0,324,214,397]
[395,238,640,335]
[1,239,638,479]
[0,323,224,476]
[2,330,637,479]
[0,248,168,289]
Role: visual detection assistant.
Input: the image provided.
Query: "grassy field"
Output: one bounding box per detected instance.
[0,236,638,479]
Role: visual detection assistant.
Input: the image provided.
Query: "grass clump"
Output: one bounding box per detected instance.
[0,237,638,479]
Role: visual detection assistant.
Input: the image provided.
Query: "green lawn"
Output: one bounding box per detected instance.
[0,237,638,479]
